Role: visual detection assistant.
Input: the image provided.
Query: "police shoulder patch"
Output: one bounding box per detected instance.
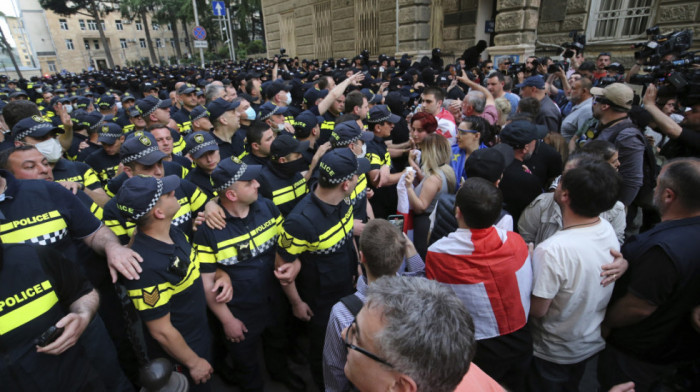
[142,286,160,307]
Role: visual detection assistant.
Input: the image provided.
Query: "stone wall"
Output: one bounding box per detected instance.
[262,0,397,59]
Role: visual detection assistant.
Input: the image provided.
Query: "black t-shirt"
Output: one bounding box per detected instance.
[499,160,543,230]
[85,149,120,183]
[523,140,563,189]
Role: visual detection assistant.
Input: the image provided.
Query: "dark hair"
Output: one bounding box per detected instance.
[317,75,333,90]
[578,77,593,92]
[3,100,42,130]
[517,97,540,118]
[461,115,493,145]
[359,219,406,277]
[422,86,445,103]
[488,71,505,83]
[561,160,622,217]
[246,121,271,147]
[658,158,700,212]
[455,177,503,229]
[344,91,365,115]
[336,113,359,123]
[0,145,38,169]
[580,140,617,162]
[411,112,438,134]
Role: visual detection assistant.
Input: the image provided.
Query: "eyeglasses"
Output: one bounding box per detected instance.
[343,318,394,368]
[458,128,479,134]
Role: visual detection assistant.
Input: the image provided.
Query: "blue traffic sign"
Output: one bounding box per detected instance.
[193,26,207,41]
[212,1,226,16]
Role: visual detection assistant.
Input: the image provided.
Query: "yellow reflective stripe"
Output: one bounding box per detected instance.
[122,124,135,134]
[178,121,193,134]
[128,257,200,310]
[189,187,208,211]
[104,185,116,198]
[271,178,308,206]
[194,244,217,265]
[367,153,383,166]
[90,202,104,220]
[237,151,248,160]
[105,219,134,238]
[320,121,335,130]
[0,213,67,244]
[0,283,58,335]
[216,217,279,257]
[384,151,392,167]
[83,168,101,188]
[179,165,190,178]
[351,174,367,201]
[172,137,186,154]
[316,207,354,249]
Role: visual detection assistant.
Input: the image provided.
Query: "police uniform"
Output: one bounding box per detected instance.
[125,227,212,390]
[103,178,207,244]
[0,243,104,391]
[52,158,103,191]
[85,148,120,183]
[104,161,189,197]
[0,172,132,391]
[172,107,194,136]
[193,197,282,391]
[211,131,240,160]
[185,166,217,199]
[258,165,308,217]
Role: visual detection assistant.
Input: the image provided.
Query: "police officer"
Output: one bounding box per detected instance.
[71,111,104,161]
[116,175,213,391]
[84,122,124,183]
[241,121,275,166]
[102,132,208,244]
[207,97,241,159]
[121,108,147,135]
[194,156,281,391]
[134,96,186,155]
[189,105,213,133]
[114,93,136,127]
[274,148,371,390]
[0,240,104,391]
[172,84,197,136]
[184,131,220,199]
[258,133,310,216]
[365,105,403,218]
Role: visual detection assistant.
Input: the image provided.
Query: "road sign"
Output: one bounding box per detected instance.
[212,1,226,16]
[193,26,206,41]
[194,41,209,48]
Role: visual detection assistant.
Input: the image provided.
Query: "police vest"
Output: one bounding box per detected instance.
[194,197,281,308]
[258,165,308,217]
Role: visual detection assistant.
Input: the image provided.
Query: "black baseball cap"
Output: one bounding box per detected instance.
[331,121,373,148]
[96,94,116,109]
[270,133,310,161]
[189,105,210,122]
[120,132,167,165]
[206,98,240,122]
[135,96,170,117]
[367,105,401,124]
[211,156,262,192]
[12,115,64,141]
[318,148,370,184]
[96,122,124,144]
[184,131,218,159]
[258,101,288,121]
[116,175,180,221]
[500,121,539,148]
[465,148,506,183]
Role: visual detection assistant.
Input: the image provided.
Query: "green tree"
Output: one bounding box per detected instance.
[119,0,158,65]
[40,0,117,68]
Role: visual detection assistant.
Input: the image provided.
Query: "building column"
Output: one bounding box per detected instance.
[489,0,540,62]
[396,0,432,57]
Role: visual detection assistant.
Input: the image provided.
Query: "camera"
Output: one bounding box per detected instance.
[508,63,525,77]
[547,61,568,74]
[633,27,693,65]
[629,53,700,106]
[561,31,586,58]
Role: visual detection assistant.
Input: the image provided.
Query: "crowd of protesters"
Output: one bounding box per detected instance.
[0,41,699,392]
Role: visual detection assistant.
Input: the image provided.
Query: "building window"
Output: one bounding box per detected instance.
[93,40,100,49]
[116,20,123,30]
[79,19,86,30]
[170,38,175,48]
[66,39,74,50]
[59,19,68,30]
[354,0,379,54]
[313,2,332,60]
[153,23,159,31]
[101,21,106,30]
[136,20,143,31]
[167,23,172,31]
[87,19,97,31]
[156,38,162,48]
[48,61,57,72]
[139,38,147,48]
[120,39,128,49]
[84,39,90,50]
[588,0,655,41]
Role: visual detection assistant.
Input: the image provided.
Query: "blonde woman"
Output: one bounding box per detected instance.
[404,133,457,257]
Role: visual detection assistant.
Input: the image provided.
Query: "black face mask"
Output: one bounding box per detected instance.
[275,158,308,177]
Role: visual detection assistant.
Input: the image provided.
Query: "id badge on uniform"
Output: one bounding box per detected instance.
[235,241,253,262]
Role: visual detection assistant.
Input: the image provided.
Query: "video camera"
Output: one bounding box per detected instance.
[633,26,693,65]
[630,52,700,106]
[561,31,586,58]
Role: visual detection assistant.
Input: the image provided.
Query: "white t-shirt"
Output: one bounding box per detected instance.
[530,219,619,364]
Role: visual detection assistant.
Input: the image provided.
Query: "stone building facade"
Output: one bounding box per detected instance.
[261,0,699,66]
[11,0,195,75]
